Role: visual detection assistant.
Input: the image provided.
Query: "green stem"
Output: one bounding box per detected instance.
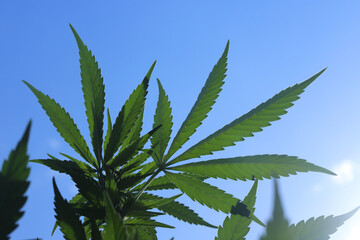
[134,168,162,202]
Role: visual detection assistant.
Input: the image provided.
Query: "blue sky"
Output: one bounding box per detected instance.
[1,1,360,239]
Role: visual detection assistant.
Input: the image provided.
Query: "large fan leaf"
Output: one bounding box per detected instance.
[23,81,97,167]
[158,199,216,228]
[70,24,105,163]
[289,207,359,240]
[216,180,258,240]
[260,181,293,240]
[151,79,173,163]
[165,171,238,213]
[102,192,129,240]
[52,178,86,240]
[168,69,326,165]
[0,121,31,240]
[171,154,335,180]
[165,42,229,161]
[104,62,155,162]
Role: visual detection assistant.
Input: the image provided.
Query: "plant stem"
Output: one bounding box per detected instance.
[134,168,162,202]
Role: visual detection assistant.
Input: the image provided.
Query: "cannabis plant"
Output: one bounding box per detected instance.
[23,24,348,239]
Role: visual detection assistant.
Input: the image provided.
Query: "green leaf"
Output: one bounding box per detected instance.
[216,180,258,240]
[158,199,216,228]
[122,108,144,149]
[23,81,97,167]
[151,79,173,163]
[260,180,293,240]
[165,171,238,213]
[171,154,335,180]
[32,159,102,204]
[89,219,103,240]
[104,108,112,154]
[132,173,207,192]
[138,193,182,209]
[70,24,105,163]
[165,42,229,162]
[120,152,150,176]
[127,226,157,240]
[52,178,86,240]
[102,191,129,240]
[168,69,326,165]
[104,62,155,162]
[0,121,31,240]
[289,206,359,240]
[59,153,97,177]
[125,218,174,229]
[108,125,161,169]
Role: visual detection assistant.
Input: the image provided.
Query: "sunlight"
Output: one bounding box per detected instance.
[345,223,360,240]
[332,160,355,184]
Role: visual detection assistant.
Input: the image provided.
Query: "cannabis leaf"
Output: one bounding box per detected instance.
[171,155,335,180]
[151,79,173,164]
[70,24,105,163]
[52,178,87,240]
[168,69,326,165]
[23,81,97,167]
[260,180,293,240]
[216,180,258,240]
[165,41,229,162]
[165,171,238,213]
[0,121,31,240]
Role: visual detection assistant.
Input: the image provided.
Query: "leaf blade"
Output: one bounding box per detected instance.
[171,154,335,180]
[165,171,238,213]
[23,81,97,167]
[169,69,326,165]
[52,178,86,240]
[0,121,31,240]
[70,24,105,163]
[151,79,173,163]
[165,42,229,161]
[216,180,259,240]
[104,62,155,162]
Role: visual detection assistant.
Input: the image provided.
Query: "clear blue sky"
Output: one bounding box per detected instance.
[1,1,360,239]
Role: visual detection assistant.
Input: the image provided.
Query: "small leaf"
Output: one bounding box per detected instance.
[125,218,174,229]
[23,81,97,167]
[158,199,216,228]
[138,193,182,209]
[108,125,161,169]
[165,42,229,162]
[216,180,258,240]
[0,121,31,240]
[52,178,86,240]
[102,191,129,240]
[70,24,105,163]
[169,69,326,165]
[104,62,155,162]
[171,154,335,180]
[151,79,173,163]
[165,171,238,213]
